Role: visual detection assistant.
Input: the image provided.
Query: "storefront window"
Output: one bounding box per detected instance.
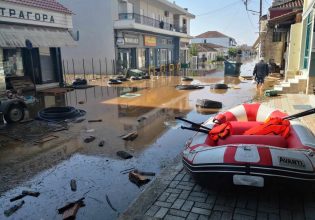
[138,48,146,69]
[160,49,168,65]
[149,48,155,67]
[168,50,172,64]
[118,49,130,70]
[303,12,313,69]
[0,49,5,93]
[3,49,24,76]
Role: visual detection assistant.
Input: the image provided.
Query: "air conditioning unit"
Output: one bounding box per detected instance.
[164,11,169,17]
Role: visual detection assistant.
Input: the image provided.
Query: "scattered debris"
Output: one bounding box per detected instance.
[88,119,102,123]
[128,171,150,187]
[134,170,156,176]
[73,118,85,123]
[4,200,25,217]
[19,119,34,124]
[121,131,138,141]
[98,140,105,147]
[120,167,135,174]
[10,190,40,202]
[116,151,133,159]
[70,179,77,192]
[105,194,118,212]
[35,135,59,144]
[196,99,222,109]
[78,101,85,104]
[86,129,95,133]
[58,197,85,220]
[84,136,96,143]
[53,127,68,132]
[137,116,147,123]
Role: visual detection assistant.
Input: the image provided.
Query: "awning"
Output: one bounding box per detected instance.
[268,10,302,26]
[0,24,77,48]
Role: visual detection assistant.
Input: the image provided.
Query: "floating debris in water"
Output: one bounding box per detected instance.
[116,151,133,159]
[4,200,25,217]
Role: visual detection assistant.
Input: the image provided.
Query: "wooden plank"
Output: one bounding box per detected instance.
[35,135,58,144]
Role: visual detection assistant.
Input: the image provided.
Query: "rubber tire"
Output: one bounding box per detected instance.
[214,84,228,89]
[176,85,204,90]
[196,99,222,109]
[182,77,193,81]
[4,104,25,123]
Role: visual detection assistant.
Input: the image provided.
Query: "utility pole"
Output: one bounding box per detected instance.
[244,0,263,58]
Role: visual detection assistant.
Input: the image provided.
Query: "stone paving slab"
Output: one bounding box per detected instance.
[120,95,315,220]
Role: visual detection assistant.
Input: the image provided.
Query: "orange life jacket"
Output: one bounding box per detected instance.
[243,117,290,138]
[209,122,232,141]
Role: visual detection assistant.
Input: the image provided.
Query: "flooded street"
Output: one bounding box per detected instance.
[0,62,258,220]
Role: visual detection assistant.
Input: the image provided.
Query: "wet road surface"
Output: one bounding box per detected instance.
[0,62,258,219]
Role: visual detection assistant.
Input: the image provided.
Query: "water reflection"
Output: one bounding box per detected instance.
[0,64,258,220]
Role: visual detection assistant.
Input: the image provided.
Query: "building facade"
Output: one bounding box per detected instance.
[60,0,195,74]
[0,0,76,91]
[191,31,237,48]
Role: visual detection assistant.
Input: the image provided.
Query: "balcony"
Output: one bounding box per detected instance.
[118,13,187,34]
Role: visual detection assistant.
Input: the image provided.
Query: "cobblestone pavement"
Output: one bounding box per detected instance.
[144,167,315,220]
[120,95,315,220]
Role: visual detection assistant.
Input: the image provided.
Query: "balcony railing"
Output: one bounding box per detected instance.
[118,13,187,34]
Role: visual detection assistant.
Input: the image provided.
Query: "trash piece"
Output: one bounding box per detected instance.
[53,127,68,132]
[10,191,40,202]
[196,99,222,109]
[86,129,95,133]
[4,200,25,217]
[117,151,133,159]
[84,136,95,143]
[121,131,138,141]
[78,101,85,104]
[128,171,150,187]
[10,195,26,202]
[134,170,156,176]
[137,116,147,123]
[98,140,105,147]
[88,119,102,123]
[70,179,77,192]
[58,197,85,214]
[22,191,40,197]
[106,194,118,212]
[120,167,135,174]
[62,202,83,220]
[74,118,85,123]
[35,135,58,144]
[19,119,34,124]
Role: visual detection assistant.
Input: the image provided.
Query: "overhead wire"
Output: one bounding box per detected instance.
[196,0,241,17]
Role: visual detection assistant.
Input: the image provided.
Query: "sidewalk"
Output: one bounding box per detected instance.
[120,94,315,220]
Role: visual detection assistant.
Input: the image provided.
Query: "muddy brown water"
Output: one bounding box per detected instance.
[0,64,258,220]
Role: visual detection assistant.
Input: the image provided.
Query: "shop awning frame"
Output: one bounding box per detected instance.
[0,24,77,48]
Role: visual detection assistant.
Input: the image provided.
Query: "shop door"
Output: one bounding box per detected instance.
[40,48,55,83]
[118,49,130,70]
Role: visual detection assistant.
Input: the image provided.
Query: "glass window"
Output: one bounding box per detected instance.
[168,50,172,64]
[0,49,5,93]
[303,12,313,69]
[149,48,155,67]
[3,49,24,76]
[160,49,168,65]
[137,48,146,69]
[272,31,282,42]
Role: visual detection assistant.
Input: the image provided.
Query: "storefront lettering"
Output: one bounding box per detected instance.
[0,7,55,23]
[144,36,157,47]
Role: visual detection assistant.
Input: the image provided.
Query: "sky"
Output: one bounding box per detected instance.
[172,0,272,46]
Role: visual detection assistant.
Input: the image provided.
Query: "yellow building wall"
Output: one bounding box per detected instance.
[287,23,302,78]
[304,0,314,11]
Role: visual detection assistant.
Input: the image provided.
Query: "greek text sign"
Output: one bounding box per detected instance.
[0,7,55,23]
[144,36,157,47]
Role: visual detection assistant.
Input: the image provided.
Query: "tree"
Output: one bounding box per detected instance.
[228,47,238,58]
[189,44,198,57]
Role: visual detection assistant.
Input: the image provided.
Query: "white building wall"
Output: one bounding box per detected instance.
[59,0,117,74]
[191,37,230,47]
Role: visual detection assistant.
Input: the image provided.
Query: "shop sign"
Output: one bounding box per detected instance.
[0,7,55,23]
[124,36,139,45]
[144,36,157,47]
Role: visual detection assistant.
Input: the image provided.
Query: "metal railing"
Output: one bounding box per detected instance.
[118,13,187,34]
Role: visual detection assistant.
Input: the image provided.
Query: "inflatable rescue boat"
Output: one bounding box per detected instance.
[181,103,315,187]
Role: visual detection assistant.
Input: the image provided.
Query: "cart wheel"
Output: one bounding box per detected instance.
[4,104,25,123]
